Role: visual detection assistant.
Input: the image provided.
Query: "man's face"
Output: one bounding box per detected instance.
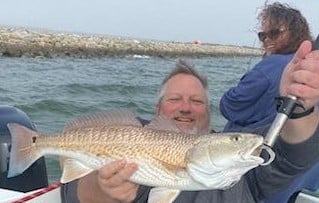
[156,74,210,134]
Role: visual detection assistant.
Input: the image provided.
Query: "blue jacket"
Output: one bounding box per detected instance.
[220,54,293,132]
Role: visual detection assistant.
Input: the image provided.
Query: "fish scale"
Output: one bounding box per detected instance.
[7,109,272,202]
[35,125,195,169]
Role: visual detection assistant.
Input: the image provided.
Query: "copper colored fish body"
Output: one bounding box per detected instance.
[39,124,196,172]
[7,110,273,202]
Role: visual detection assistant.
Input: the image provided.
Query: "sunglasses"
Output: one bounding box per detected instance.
[258,28,286,42]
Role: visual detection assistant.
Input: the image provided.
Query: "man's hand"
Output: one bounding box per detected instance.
[280,40,319,109]
[280,40,319,144]
[78,160,139,203]
[97,160,139,202]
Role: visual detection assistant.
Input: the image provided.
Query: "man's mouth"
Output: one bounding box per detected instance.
[174,117,194,123]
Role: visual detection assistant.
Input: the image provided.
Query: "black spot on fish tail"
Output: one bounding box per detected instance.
[32,136,37,143]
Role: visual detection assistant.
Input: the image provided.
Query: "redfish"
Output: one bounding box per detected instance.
[7,109,273,203]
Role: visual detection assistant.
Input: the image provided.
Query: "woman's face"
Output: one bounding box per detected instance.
[259,21,290,55]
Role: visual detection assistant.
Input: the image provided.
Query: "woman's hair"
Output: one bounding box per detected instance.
[258,2,313,54]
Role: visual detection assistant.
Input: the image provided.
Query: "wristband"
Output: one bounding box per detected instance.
[290,107,315,119]
[276,96,315,119]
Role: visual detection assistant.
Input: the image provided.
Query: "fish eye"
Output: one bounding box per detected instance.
[230,134,242,142]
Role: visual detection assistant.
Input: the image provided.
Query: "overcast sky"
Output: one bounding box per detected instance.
[0,0,318,47]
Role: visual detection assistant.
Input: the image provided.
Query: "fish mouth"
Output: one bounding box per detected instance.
[251,145,262,157]
[241,139,265,159]
[248,144,275,165]
[245,138,264,157]
[239,143,261,160]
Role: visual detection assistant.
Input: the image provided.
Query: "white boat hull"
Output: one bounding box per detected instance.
[0,183,61,203]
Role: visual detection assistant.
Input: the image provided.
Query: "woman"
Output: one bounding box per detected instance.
[219,2,312,132]
[258,2,312,56]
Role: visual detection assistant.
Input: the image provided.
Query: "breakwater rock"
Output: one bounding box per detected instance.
[0,27,262,58]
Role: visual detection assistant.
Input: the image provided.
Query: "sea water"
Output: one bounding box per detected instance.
[0,55,260,183]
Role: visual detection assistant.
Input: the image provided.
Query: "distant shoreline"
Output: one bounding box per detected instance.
[0,26,263,58]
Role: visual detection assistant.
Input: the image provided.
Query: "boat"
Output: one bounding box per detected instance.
[0,183,61,203]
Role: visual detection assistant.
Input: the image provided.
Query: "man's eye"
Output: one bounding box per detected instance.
[167,98,180,102]
[192,99,204,105]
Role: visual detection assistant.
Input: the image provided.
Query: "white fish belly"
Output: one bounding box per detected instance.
[129,159,206,190]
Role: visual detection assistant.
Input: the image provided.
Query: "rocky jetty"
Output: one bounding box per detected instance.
[0,27,262,58]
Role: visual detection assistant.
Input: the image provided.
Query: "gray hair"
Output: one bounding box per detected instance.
[157,59,211,106]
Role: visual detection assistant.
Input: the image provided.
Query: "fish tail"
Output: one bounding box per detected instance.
[7,123,43,178]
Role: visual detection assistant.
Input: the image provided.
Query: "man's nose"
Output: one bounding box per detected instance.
[180,100,191,111]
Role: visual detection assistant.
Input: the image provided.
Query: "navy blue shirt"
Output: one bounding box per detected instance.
[220,54,293,132]
[264,103,319,203]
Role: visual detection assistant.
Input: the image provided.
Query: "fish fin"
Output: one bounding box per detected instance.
[145,116,182,133]
[60,158,94,183]
[148,187,180,203]
[59,156,68,169]
[63,109,142,132]
[7,123,42,178]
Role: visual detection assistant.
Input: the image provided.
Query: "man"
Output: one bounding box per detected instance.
[61,59,211,202]
[155,59,211,135]
[61,40,319,203]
